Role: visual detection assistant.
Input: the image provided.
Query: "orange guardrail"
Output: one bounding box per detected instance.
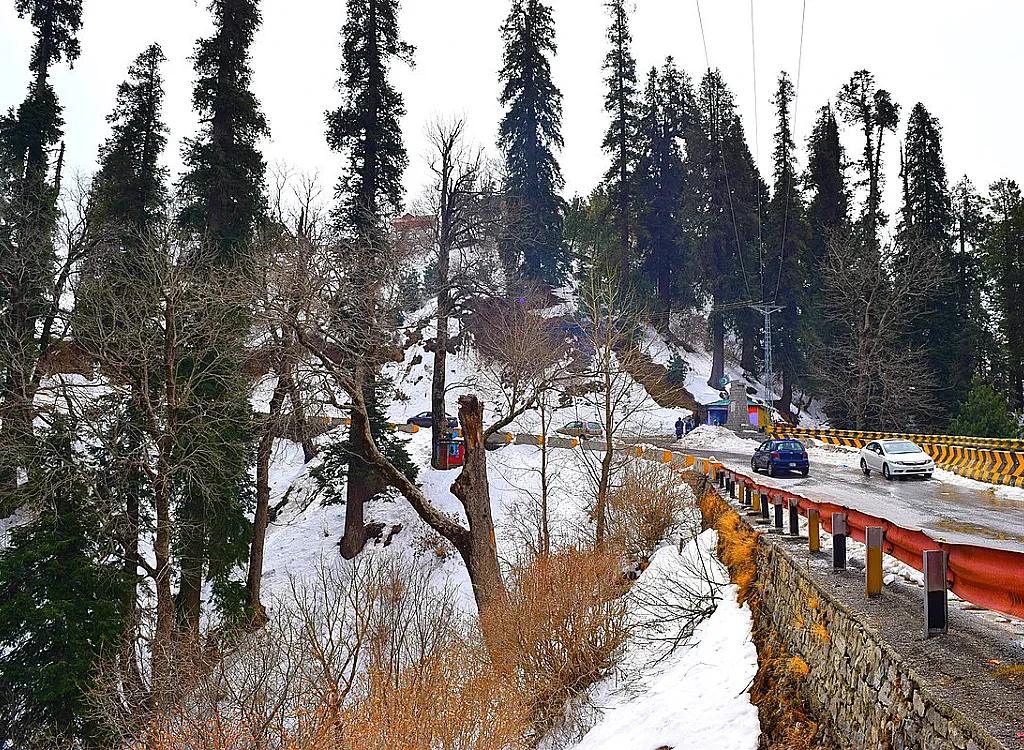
[660,450,1024,621]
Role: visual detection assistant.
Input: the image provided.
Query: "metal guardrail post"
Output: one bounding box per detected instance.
[865,526,884,597]
[788,498,800,536]
[751,488,762,513]
[718,467,725,488]
[924,550,949,637]
[728,473,736,499]
[832,513,847,569]
[760,491,769,521]
[772,495,784,530]
[807,509,820,552]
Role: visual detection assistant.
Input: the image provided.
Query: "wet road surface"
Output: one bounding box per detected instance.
[675,447,1024,553]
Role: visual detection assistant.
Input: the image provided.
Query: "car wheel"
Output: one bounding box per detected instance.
[883,463,893,481]
[924,473,933,480]
[751,458,759,474]
[767,462,776,478]
[860,458,870,476]
[801,468,809,477]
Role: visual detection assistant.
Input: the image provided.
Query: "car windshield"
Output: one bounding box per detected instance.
[885,441,921,454]
[776,441,803,451]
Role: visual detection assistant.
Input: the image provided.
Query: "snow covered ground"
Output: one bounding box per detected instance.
[564,530,760,750]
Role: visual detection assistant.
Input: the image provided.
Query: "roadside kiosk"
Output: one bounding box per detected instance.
[433,435,466,470]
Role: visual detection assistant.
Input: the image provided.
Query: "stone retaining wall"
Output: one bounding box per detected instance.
[756,539,1004,750]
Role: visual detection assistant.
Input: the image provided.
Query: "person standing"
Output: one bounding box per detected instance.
[675,417,685,440]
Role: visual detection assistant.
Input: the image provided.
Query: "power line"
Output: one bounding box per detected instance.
[750,0,764,304]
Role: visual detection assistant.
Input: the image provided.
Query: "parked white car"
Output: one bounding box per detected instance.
[859,439,935,480]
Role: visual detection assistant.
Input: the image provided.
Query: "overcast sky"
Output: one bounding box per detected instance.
[2,1,1022,223]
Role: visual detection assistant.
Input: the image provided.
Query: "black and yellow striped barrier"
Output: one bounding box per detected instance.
[768,426,1024,489]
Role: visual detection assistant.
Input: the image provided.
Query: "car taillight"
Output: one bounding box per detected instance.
[802,452,808,459]
[771,452,780,459]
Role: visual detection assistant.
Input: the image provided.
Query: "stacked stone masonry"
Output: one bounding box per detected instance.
[756,539,1005,750]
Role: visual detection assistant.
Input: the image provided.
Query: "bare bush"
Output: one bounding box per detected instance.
[482,545,629,739]
[95,553,532,749]
[607,461,693,563]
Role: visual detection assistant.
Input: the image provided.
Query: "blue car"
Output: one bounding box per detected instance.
[751,439,809,477]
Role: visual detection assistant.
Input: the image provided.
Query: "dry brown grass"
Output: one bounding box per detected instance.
[992,664,1024,681]
[687,475,823,750]
[482,545,629,738]
[608,461,692,562]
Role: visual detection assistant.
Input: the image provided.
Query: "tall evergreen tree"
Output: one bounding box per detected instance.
[84,42,170,680]
[688,69,762,386]
[90,43,169,241]
[0,0,84,494]
[601,0,640,281]
[174,0,269,633]
[635,59,692,329]
[0,418,130,747]
[326,0,413,243]
[836,70,899,252]
[983,179,1024,409]
[951,176,992,375]
[326,0,416,559]
[804,104,849,288]
[498,0,567,284]
[897,103,973,421]
[763,72,810,415]
[178,0,269,264]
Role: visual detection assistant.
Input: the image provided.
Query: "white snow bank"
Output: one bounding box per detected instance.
[567,530,760,750]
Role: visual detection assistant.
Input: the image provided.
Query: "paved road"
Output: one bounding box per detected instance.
[667,445,1024,554]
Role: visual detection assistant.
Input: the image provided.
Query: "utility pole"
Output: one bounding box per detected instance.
[711,299,782,412]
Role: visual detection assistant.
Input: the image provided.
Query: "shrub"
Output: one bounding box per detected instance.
[666,353,690,385]
[608,461,692,562]
[481,545,629,738]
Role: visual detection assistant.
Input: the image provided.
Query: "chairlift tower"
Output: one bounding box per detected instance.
[712,300,783,411]
[750,303,782,410]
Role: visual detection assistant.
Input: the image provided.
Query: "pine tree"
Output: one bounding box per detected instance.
[804,103,849,322]
[635,59,692,329]
[0,0,84,494]
[174,0,268,633]
[763,72,811,415]
[601,0,640,281]
[0,418,130,747]
[897,103,972,422]
[81,43,170,680]
[951,177,993,374]
[326,0,414,244]
[90,43,169,242]
[688,69,762,386]
[949,376,1020,439]
[836,70,899,252]
[498,0,567,284]
[983,179,1024,409]
[326,0,416,559]
[178,0,269,264]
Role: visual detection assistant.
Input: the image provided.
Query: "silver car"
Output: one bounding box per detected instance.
[860,439,935,480]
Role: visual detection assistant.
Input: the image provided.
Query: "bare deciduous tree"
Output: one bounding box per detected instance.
[812,235,945,429]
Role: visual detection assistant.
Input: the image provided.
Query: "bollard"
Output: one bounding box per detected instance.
[739,480,748,507]
[728,474,736,499]
[718,467,725,489]
[788,498,800,536]
[865,527,884,597]
[760,491,770,521]
[751,488,762,513]
[923,550,949,637]
[808,509,820,552]
[832,513,847,569]
[772,495,784,530]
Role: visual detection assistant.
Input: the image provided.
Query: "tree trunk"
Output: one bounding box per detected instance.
[151,440,175,705]
[284,374,317,463]
[431,220,451,466]
[176,494,204,635]
[246,374,288,626]
[450,395,505,616]
[709,312,725,388]
[340,372,376,559]
[657,267,671,333]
